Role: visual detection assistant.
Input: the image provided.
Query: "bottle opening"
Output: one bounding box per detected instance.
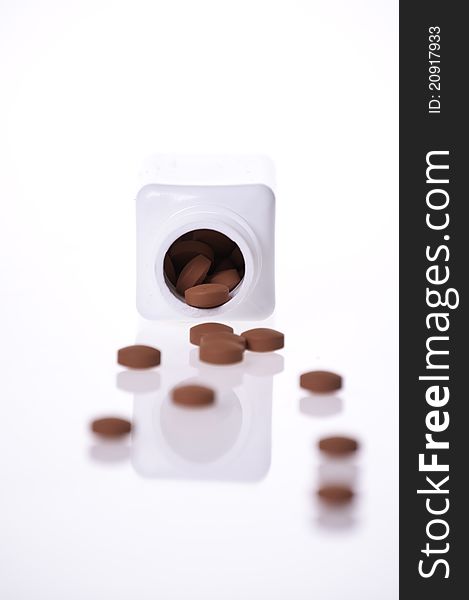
[163,228,246,308]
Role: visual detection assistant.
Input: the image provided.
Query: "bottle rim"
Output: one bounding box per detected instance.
[153,206,262,317]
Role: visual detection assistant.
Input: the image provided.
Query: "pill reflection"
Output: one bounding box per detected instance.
[316,502,358,531]
[116,370,161,394]
[244,352,284,377]
[299,394,343,417]
[89,440,131,464]
[318,459,359,487]
[314,455,361,532]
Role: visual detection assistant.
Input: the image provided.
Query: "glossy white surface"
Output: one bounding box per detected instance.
[0,1,398,598]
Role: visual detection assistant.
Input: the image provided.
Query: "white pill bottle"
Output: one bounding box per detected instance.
[136,155,276,320]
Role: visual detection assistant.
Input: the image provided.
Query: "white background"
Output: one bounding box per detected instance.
[0,1,398,599]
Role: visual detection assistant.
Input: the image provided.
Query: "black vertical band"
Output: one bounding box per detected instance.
[400,2,465,596]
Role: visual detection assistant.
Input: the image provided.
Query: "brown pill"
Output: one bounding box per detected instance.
[200,331,247,349]
[199,340,244,365]
[213,257,235,273]
[318,436,359,456]
[206,268,241,291]
[177,232,194,241]
[163,254,177,285]
[190,322,234,345]
[317,485,354,505]
[193,229,235,257]
[91,417,131,438]
[241,328,284,352]
[176,254,212,294]
[169,240,214,269]
[117,345,161,369]
[230,246,244,269]
[300,370,342,393]
[172,384,215,407]
[185,283,230,308]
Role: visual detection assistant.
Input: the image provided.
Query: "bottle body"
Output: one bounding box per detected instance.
[136,183,275,320]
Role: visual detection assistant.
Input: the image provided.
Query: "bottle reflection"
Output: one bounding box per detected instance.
[159,388,242,464]
[132,355,282,482]
[126,323,283,482]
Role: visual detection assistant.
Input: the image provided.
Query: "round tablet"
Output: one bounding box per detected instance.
[189,322,234,345]
[185,283,230,308]
[169,240,214,269]
[241,328,284,352]
[207,268,241,291]
[318,436,359,456]
[177,232,194,241]
[213,257,235,273]
[317,485,354,505]
[199,340,244,365]
[176,254,212,294]
[117,345,161,369]
[300,370,342,393]
[192,229,235,257]
[230,246,244,269]
[200,331,247,349]
[91,417,131,438]
[171,384,215,407]
[163,254,177,285]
